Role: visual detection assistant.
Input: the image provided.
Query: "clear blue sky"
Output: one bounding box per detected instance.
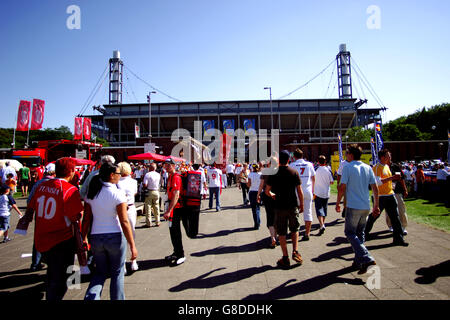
[1,0,449,133]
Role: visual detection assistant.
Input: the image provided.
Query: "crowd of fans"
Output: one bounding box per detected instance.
[0,147,448,300]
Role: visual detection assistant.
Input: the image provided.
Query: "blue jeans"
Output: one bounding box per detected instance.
[344,208,374,266]
[42,237,76,300]
[209,187,220,210]
[249,191,260,228]
[85,232,127,300]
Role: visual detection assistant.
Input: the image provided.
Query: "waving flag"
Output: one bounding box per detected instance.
[16,100,31,131]
[31,99,45,130]
[83,117,92,140]
[375,121,384,152]
[74,117,83,140]
[337,134,343,162]
[135,123,140,138]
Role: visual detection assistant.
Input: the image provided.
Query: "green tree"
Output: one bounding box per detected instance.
[344,126,372,142]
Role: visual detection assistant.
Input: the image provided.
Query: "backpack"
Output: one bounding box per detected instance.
[180,171,202,207]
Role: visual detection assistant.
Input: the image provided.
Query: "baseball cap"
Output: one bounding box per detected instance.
[0,185,11,194]
[164,158,176,165]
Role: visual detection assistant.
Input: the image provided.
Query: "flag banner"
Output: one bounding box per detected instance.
[222,119,235,135]
[337,134,343,162]
[219,133,233,165]
[16,100,31,131]
[74,117,83,140]
[243,119,256,135]
[371,137,378,164]
[83,117,92,140]
[30,99,45,130]
[375,121,384,152]
[135,123,140,138]
[203,120,215,137]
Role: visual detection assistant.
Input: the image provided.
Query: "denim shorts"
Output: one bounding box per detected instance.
[0,215,11,232]
[314,197,329,217]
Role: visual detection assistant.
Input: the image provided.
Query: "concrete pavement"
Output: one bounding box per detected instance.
[0,186,449,300]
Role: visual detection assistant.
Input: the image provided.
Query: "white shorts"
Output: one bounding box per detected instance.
[303,194,313,222]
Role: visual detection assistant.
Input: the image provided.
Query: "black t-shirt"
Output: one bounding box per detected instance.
[266,166,301,209]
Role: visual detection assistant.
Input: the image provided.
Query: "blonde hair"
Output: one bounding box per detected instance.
[118,162,132,176]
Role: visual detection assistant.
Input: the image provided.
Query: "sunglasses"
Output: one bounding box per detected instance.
[113,172,121,175]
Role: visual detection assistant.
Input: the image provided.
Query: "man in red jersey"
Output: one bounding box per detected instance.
[163,158,187,266]
[28,157,84,300]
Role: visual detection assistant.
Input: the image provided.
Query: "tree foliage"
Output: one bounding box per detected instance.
[344,126,372,142]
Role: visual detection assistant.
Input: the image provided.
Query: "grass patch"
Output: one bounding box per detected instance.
[404,198,450,233]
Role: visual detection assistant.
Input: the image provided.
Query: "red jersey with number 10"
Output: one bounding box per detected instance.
[28,178,84,252]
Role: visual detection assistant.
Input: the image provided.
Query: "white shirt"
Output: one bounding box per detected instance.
[235,166,243,175]
[1,166,16,182]
[314,166,334,199]
[248,172,261,192]
[118,176,138,205]
[207,168,222,188]
[226,164,235,174]
[437,169,450,180]
[86,182,127,235]
[143,171,161,191]
[134,168,145,179]
[289,159,315,195]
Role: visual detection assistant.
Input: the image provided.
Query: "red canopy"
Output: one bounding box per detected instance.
[128,152,167,162]
[166,155,187,163]
[49,157,96,166]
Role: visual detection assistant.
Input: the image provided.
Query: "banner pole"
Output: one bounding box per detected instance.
[12,111,17,149]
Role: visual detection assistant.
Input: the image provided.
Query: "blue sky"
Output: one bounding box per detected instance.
[1,0,449,133]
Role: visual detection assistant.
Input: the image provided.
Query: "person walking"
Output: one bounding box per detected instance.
[335,144,380,274]
[238,163,250,206]
[83,162,138,300]
[0,161,17,185]
[386,162,409,235]
[226,162,235,187]
[415,164,425,199]
[27,157,84,300]
[80,155,116,200]
[19,163,31,197]
[365,149,409,247]
[289,148,315,241]
[247,164,262,230]
[266,150,304,269]
[163,158,187,266]
[142,163,161,227]
[314,155,334,235]
[207,163,222,212]
[0,185,23,242]
[117,161,139,271]
[257,158,278,248]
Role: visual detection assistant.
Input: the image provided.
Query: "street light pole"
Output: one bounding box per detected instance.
[147,91,156,142]
[264,87,273,131]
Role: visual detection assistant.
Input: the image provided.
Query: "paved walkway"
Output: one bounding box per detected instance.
[0,186,449,300]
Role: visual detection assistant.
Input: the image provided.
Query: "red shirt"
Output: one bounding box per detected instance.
[29,178,84,252]
[36,167,44,181]
[167,173,182,215]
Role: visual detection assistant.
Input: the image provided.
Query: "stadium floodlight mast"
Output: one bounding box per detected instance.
[264,87,273,131]
[147,91,157,141]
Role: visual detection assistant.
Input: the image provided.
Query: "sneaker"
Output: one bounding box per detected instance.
[300,235,310,242]
[358,260,377,275]
[403,229,408,235]
[388,227,394,232]
[292,251,303,265]
[30,263,44,272]
[277,256,290,269]
[269,240,277,249]
[2,237,11,243]
[171,256,186,266]
[317,228,325,236]
[131,260,139,271]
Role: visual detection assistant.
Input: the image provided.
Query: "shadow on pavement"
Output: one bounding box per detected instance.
[169,265,275,292]
[196,227,255,239]
[191,238,269,257]
[312,242,396,263]
[242,265,364,300]
[415,260,450,284]
[134,258,169,271]
[0,269,46,299]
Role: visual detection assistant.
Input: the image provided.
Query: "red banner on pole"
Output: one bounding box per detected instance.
[220,133,233,165]
[16,100,31,131]
[74,117,83,140]
[83,117,92,140]
[31,99,45,130]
